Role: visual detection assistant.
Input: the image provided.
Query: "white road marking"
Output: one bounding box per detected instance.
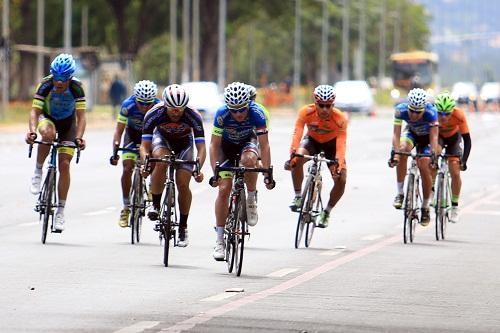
[266,268,298,277]
[200,292,238,302]
[18,221,38,227]
[361,234,384,241]
[113,321,160,333]
[334,245,347,250]
[464,210,500,216]
[319,250,341,256]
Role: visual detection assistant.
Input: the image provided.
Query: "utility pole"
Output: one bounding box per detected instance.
[170,0,177,83]
[378,0,386,85]
[293,0,301,108]
[341,0,349,80]
[354,0,366,80]
[320,0,328,84]
[192,0,200,81]
[217,0,227,90]
[36,0,45,80]
[81,4,88,47]
[393,1,400,53]
[249,23,256,85]
[181,0,190,83]
[1,0,9,119]
[64,0,72,53]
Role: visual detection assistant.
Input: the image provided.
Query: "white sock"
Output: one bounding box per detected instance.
[423,198,431,208]
[35,165,43,175]
[397,182,404,195]
[56,200,66,215]
[123,197,130,208]
[216,226,224,242]
[247,190,257,202]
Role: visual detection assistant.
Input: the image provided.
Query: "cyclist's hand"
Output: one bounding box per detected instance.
[75,138,86,150]
[460,161,467,171]
[264,176,276,190]
[430,153,438,169]
[109,155,119,166]
[193,171,204,183]
[140,164,150,178]
[209,175,220,187]
[329,165,341,179]
[388,156,399,168]
[25,132,37,144]
[284,159,292,171]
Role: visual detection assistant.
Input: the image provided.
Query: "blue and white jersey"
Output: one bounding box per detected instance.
[211,101,268,145]
[394,102,438,136]
[117,95,161,132]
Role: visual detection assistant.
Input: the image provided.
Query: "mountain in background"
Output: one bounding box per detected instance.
[416,0,500,87]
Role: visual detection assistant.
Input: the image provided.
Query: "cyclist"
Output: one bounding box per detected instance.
[110,80,160,228]
[209,81,274,261]
[25,53,86,232]
[139,84,206,247]
[285,84,347,229]
[434,92,471,223]
[388,88,439,226]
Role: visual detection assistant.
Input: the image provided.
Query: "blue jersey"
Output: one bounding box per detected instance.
[32,75,86,120]
[212,101,268,145]
[117,95,161,132]
[394,102,438,136]
[142,102,205,145]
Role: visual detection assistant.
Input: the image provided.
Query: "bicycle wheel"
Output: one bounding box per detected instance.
[440,174,451,240]
[162,185,174,267]
[226,197,237,273]
[435,173,444,241]
[41,170,55,244]
[410,176,421,243]
[130,171,144,244]
[235,194,246,277]
[305,178,321,248]
[403,174,415,244]
[295,176,313,248]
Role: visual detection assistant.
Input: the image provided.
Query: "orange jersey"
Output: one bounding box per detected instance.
[439,107,470,138]
[290,104,348,168]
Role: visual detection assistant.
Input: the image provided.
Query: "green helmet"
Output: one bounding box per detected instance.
[435,92,456,113]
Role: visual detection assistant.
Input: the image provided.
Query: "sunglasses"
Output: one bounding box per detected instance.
[408,106,424,113]
[137,100,154,107]
[317,103,333,109]
[167,106,185,113]
[438,111,452,117]
[52,75,70,82]
[228,105,248,113]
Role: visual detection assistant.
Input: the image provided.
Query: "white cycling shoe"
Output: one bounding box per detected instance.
[54,213,65,232]
[30,174,42,195]
[449,206,460,223]
[246,197,258,226]
[213,241,225,261]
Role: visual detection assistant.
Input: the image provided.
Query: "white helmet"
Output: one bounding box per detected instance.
[133,80,158,103]
[246,84,257,100]
[408,88,427,109]
[224,82,250,107]
[313,85,336,103]
[162,84,189,108]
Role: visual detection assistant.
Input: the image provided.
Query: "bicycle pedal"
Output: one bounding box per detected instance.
[52,229,62,234]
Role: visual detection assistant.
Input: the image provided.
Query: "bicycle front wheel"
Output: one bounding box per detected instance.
[435,173,444,241]
[130,171,144,244]
[41,170,55,244]
[235,195,246,277]
[162,185,174,267]
[295,176,313,248]
[403,174,415,244]
[305,178,321,248]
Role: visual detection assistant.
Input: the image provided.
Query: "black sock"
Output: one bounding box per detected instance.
[180,214,188,230]
[152,194,162,210]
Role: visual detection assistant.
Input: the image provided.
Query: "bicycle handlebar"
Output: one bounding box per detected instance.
[291,152,339,166]
[211,162,275,188]
[29,140,81,164]
[393,151,432,158]
[144,154,200,175]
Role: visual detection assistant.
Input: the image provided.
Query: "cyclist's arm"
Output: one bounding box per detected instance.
[112,122,126,147]
[75,108,87,140]
[257,133,271,169]
[462,133,471,164]
[28,107,42,134]
[429,125,439,153]
[391,124,402,151]
[139,139,152,164]
[290,111,306,153]
[335,131,347,170]
[195,142,207,168]
[209,134,222,172]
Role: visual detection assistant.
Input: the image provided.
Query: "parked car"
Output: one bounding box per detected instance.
[479,82,500,104]
[182,81,223,119]
[451,82,478,104]
[333,80,374,115]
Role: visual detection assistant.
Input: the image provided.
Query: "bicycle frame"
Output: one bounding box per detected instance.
[434,151,458,241]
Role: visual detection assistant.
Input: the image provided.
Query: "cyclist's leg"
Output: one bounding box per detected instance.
[241,140,259,192]
[174,142,195,228]
[324,139,346,213]
[416,140,433,206]
[393,129,414,207]
[291,136,316,196]
[444,134,462,202]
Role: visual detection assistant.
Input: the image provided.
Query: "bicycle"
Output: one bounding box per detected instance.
[393,151,431,244]
[144,153,200,267]
[29,140,80,244]
[211,162,275,276]
[290,152,338,249]
[112,145,150,244]
[434,151,460,241]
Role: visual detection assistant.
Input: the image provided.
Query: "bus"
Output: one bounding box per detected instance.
[390,51,439,91]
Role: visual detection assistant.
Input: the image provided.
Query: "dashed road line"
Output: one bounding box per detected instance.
[113,321,160,333]
[319,250,341,256]
[361,234,384,241]
[266,268,298,277]
[200,292,239,302]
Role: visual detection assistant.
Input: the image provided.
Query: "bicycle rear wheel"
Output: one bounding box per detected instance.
[130,171,144,244]
[305,179,321,248]
[403,174,415,244]
[162,185,174,267]
[435,173,444,241]
[295,176,313,248]
[41,170,55,244]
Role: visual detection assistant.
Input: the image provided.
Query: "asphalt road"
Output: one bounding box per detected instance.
[1,110,499,333]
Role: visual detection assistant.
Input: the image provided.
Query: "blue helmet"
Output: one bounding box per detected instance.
[50,53,76,81]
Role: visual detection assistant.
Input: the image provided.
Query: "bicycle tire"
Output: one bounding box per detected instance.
[410,176,422,243]
[295,176,313,248]
[440,174,451,240]
[226,198,236,273]
[236,193,246,276]
[305,177,321,248]
[403,173,415,244]
[41,170,55,244]
[435,173,444,241]
[130,171,144,244]
[129,171,138,244]
[162,185,174,267]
